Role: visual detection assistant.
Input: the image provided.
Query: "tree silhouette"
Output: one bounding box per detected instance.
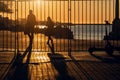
[0,2,12,13]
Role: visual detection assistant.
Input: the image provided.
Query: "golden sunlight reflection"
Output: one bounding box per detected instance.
[35,25,47,29]
[23,52,51,63]
[34,52,50,62]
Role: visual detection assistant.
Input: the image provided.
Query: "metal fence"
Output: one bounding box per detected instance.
[0,0,120,52]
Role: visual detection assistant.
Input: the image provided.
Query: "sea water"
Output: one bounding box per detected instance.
[70,24,112,40]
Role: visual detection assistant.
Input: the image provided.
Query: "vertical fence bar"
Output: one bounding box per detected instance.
[17,0,19,52]
[85,0,87,50]
[14,0,16,51]
[78,1,79,51]
[63,1,65,51]
[6,1,8,50]
[10,0,12,51]
[89,0,91,49]
[82,0,84,50]
[97,0,99,47]
[2,0,4,51]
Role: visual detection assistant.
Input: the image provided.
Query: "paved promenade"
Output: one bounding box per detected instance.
[2,51,120,80]
[0,52,15,80]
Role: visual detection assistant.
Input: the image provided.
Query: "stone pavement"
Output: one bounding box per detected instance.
[4,51,120,80]
[0,52,15,80]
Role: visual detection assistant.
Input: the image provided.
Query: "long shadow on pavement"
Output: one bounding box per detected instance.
[69,55,94,80]
[48,53,74,80]
[6,40,33,80]
[89,53,120,63]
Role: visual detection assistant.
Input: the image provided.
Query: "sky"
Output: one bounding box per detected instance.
[0,0,116,24]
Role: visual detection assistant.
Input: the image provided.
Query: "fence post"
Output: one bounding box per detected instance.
[68,0,72,56]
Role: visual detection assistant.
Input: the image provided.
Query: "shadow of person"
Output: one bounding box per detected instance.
[89,52,120,63]
[8,35,33,80]
[48,53,74,80]
[112,55,120,61]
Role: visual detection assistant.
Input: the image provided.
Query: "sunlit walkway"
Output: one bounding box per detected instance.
[4,51,120,80]
[0,52,15,80]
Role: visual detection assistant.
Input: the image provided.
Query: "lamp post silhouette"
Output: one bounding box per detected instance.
[107,0,120,40]
[115,0,119,20]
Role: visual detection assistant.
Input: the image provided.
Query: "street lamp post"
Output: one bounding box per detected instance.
[107,0,120,40]
[115,0,119,19]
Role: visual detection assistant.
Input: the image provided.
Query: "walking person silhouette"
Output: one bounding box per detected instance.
[25,10,36,49]
[13,10,36,78]
[46,17,55,53]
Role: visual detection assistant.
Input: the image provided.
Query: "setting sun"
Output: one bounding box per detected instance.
[37,0,41,5]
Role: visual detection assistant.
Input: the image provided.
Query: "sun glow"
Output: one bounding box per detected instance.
[37,0,41,5]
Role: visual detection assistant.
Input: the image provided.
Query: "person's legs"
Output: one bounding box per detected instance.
[47,36,50,44]
[49,36,54,47]
[47,36,53,45]
[27,32,34,49]
[49,36,54,53]
[47,36,54,53]
[30,32,34,44]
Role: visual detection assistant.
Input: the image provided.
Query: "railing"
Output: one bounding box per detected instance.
[0,0,120,52]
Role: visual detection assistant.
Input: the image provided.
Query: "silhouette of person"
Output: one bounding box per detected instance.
[46,17,55,53]
[26,10,36,47]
